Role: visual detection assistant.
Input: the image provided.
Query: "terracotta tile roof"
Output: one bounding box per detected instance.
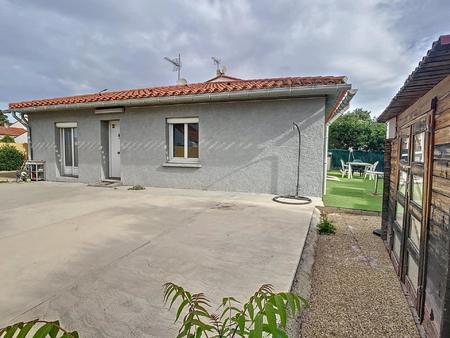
[0,126,27,137]
[9,76,346,109]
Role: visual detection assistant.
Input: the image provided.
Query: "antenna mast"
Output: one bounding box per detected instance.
[211,57,221,71]
[164,53,182,81]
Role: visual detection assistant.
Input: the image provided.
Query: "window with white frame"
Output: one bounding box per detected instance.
[167,117,199,162]
[56,122,79,176]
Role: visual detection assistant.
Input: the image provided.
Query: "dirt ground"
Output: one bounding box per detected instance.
[300,212,420,338]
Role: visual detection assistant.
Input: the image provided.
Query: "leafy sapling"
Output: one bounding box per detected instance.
[317,215,336,234]
[163,282,308,337]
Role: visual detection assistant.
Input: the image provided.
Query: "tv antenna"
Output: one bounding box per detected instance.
[212,57,221,72]
[211,56,227,75]
[164,53,181,81]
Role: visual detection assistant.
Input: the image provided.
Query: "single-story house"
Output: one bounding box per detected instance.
[378,35,450,338]
[0,125,27,143]
[4,74,355,197]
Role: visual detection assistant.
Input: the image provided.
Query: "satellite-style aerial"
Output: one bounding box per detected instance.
[164,54,182,81]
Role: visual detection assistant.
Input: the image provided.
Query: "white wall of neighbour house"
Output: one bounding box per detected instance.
[10,121,25,129]
[386,117,396,139]
[14,133,28,143]
[28,97,326,197]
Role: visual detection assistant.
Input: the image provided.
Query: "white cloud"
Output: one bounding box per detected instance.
[1,0,449,115]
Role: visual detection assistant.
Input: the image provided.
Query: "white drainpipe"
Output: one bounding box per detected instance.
[323,124,330,195]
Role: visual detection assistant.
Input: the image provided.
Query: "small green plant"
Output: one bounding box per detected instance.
[0,145,25,170]
[163,282,307,337]
[317,215,336,234]
[128,184,145,190]
[0,319,78,337]
[0,135,16,143]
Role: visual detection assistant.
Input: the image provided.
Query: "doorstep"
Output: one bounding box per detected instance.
[88,180,122,188]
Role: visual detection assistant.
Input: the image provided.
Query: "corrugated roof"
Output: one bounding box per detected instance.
[9,76,346,109]
[378,35,450,122]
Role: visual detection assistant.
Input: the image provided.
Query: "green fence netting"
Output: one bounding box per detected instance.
[329,149,384,172]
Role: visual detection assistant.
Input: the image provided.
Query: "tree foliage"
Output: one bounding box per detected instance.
[0,319,78,338]
[0,111,8,126]
[328,108,385,151]
[0,135,16,143]
[163,282,307,337]
[0,144,25,170]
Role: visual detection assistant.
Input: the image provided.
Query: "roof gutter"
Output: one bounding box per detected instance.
[326,88,357,124]
[3,83,352,115]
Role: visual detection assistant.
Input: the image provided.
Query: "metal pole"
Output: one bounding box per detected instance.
[178,54,181,81]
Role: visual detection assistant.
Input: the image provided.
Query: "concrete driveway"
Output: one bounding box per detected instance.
[0,182,317,337]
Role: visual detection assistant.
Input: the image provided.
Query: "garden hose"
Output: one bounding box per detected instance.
[273,122,312,205]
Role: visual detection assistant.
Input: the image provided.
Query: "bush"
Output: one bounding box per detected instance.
[0,145,25,170]
[317,215,336,234]
[0,135,15,143]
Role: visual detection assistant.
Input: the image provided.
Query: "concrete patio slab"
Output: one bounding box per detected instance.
[0,182,318,337]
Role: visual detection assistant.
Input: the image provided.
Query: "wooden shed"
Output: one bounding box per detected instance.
[378,35,450,338]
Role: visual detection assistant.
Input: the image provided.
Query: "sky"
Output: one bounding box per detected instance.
[1,0,449,117]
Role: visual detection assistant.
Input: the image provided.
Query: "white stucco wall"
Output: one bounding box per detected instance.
[29,97,326,196]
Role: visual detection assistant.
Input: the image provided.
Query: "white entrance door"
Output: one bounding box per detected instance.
[109,120,121,178]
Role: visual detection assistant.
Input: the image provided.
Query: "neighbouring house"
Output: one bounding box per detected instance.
[0,124,27,143]
[378,35,450,338]
[5,74,355,197]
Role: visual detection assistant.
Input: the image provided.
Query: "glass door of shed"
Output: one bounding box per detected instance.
[391,118,427,307]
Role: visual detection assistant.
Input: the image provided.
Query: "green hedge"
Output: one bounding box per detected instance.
[329,149,384,171]
[0,145,25,170]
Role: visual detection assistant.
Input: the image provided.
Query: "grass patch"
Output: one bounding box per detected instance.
[323,170,383,212]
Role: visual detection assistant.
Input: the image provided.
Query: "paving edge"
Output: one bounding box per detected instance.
[286,207,320,337]
[318,206,381,216]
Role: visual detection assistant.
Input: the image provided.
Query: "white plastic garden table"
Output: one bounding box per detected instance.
[347,161,372,179]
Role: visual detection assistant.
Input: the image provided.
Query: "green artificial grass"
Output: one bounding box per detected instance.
[323,170,383,212]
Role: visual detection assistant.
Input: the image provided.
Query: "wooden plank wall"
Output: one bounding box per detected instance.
[382,137,399,248]
[429,77,450,338]
[383,75,450,338]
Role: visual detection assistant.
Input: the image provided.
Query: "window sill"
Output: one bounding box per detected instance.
[162,161,202,168]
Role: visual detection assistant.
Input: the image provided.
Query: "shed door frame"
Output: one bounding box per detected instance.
[391,115,431,317]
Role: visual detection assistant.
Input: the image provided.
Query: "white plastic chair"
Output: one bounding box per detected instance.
[340,159,349,178]
[364,161,379,180]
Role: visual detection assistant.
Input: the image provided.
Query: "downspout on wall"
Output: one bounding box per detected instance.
[11,111,32,160]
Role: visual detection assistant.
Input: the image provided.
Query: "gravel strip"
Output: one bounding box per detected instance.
[301,213,420,338]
